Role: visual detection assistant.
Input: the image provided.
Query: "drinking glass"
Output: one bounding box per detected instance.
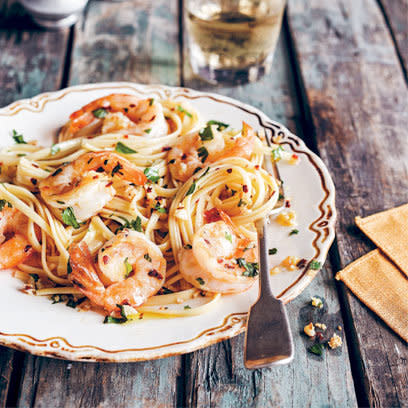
[185,0,287,84]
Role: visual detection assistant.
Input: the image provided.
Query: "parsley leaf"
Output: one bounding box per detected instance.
[149,98,154,106]
[154,203,167,214]
[199,167,210,179]
[271,145,284,161]
[0,199,12,211]
[309,260,321,270]
[92,108,108,118]
[115,142,137,154]
[238,198,247,207]
[184,305,191,310]
[12,129,27,144]
[289,229,299,236]
[144,253,152,262]
[62,207,80,229]
[161,287,173,294]
[197,147,208,163]
[196,277,205,285]
[50,144,60,156]
[29,273,39,282]
[176,105,192,118]
[144,167,160,183]
[144,128,152,134]
[308,343,324,356]
[236,258,259,277]
[207,120,229,131]
[124,257,132,277]
[117,216,143,233]
[225,231,232,243]
[199,125,214,141]
[104,316,127,324]
[111,162,123,177]
[186,181,196,196]
[269,248,278,255]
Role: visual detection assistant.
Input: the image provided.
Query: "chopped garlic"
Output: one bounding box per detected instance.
[282,256,300,271]
[276,211,297,227]
[304,322,316,337]
[311,297,324,309]
[328,333,342,349]
[315,323,327,331]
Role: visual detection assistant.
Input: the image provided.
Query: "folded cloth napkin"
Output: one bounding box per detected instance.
[336,203,408,342]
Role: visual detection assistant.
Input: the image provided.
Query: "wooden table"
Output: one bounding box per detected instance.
[0,0,407,406]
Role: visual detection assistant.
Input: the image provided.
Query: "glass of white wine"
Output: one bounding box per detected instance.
[185,0,287,84]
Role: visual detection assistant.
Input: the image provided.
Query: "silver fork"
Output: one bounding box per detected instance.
[244,146,294,368]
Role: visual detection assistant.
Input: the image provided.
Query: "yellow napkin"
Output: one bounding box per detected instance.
[336,204,408,342]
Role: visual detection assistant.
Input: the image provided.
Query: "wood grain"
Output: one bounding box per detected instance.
[378,0,408,79]
[182,29,358,407]
[16,2,183,407]
[286,0,408,406]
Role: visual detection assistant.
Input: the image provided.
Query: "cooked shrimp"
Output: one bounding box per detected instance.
[39,151,147,222]
[0,205,33,270]
[68,230,166,312]
[168,122,258,182]
[59,94,169,141]
[178,210,258,294]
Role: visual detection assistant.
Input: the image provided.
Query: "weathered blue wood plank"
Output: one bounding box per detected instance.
[286,0,408,406]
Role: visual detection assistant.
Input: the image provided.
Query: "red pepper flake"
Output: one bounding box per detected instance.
[243,185,248,193]
[155,196,164,201]
[162,146,172,152]
[225,264,235,269]
[285,200,291,208]
[297,258,307,269]
[292,154,298,160]
[103,255,109,265]
[146,186,152,193]
[255,165,260,170]
[32,163,39,169]
[129,104,135,108]
[204,238,211,246]
[124,134,129,139]
[217,259,223,264]
[204,208,221,223]
[105,181,113,187]
[148,269,163,280]
[316,332,324,341]
[226,168,232,173]
[30,178,37,185]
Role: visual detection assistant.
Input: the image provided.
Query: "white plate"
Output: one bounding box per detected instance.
[0,83,336,362]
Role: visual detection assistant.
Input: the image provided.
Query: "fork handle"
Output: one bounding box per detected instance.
[256,219,272,296]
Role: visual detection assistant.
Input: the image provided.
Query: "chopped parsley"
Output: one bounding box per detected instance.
[115,142,137,154]
[144,253,152,262]
[278,193,285,200]
[124,258,132,277]
[225,231,232,243]
[29,273,39,282]
[66,297,86,309]
[92,108,108,118]
[149,98,154,106]
[199,125,214,141]
[62,207,80,229]
[12,129,27,144]
[103,316,127,324]
[197,146,208,163]
[144,167,160,183]
[176,105,192,118]
[50,144,60,155]
[238,198,247,207]
[199,166,210,179]
[0,199,12,211]
[184,244,192,249]
[144,128,152,134]
[236,258,259,277]
[207,120,229,131]
[308,343,324,356]
[67,259,72,275]
[289,229,299,236]
[185,181,196,196]
[184,305,191,310]
[309,260,321,270]
[154,203,167,213]
[271,145,284,161]
[51,294,64,304]
[196,277,205,285]
[117,216,143,233]
[269,248,278,255]
[161,287,174,294]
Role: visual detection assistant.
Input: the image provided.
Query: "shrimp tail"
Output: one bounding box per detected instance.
[69,242,106,306]
[0,234,33,270]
